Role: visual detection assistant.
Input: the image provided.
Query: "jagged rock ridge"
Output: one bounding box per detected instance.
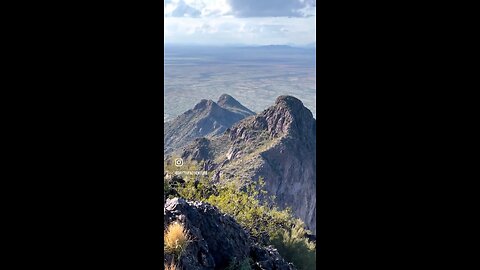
[164,94,255,154]
[164,197,296,270]
[176,95,317,234]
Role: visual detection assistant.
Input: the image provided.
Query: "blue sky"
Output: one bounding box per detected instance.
[164,0,316,46]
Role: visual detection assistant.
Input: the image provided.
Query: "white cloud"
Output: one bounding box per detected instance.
[164,16,315,45]
[164,0,315,45]
[226,0,315,18]
[165,0,232,17]
[165,0,314,18]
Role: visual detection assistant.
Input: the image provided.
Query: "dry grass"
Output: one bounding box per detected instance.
[164,262,178,270]
[164,222,190,257]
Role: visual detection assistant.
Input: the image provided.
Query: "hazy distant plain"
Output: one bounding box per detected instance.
[164,45,316,122]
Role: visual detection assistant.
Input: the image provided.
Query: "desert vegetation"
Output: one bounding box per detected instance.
[164,222,190,261]
[164,262,178,270]
[164,161,316,269]
[225,257,253,270]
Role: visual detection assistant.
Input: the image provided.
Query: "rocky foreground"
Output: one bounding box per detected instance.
[164,197,296,270]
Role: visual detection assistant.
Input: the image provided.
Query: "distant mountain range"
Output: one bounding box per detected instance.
[165,43,316,49]
[164,94,316,234]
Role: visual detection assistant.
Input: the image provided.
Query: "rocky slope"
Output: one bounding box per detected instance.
[174,96,316,234]
[164,94,255,154]
[164,197,296,270]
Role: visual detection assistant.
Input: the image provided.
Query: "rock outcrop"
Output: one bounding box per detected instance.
[164,197,296,270]
[217,94,255,118]
[176,96,316,234]
[164,94,255,154]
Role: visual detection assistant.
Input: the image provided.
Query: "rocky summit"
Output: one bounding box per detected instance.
[164,197,296,270]
[164,94,255,154]
[175,95,317,235]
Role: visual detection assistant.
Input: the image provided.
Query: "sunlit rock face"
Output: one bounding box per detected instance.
[176,95,316,234]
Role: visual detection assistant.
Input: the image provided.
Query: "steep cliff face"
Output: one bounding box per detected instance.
[176,96,317,234]
[164,198,296,270]
[164,94,255,154]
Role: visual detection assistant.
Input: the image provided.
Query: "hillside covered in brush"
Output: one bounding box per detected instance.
[163,169,316,270]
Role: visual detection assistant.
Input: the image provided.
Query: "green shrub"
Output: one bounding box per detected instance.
[164,162,316,269]
[164,179,171,195]
[225,257,253,270]
[270,219,316,270]
[204,178,292,241]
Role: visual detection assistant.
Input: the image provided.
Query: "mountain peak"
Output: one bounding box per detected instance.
[218,93,234,101]
[217,94,238,106]
[193,99,217,111]
[217,94,255,116]
[275,95,304,109]
[225,95,315,144]
[272,95,313,120]
[164,96,255,154]
[256,95,315,139]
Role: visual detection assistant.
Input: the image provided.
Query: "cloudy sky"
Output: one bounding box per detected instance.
[164,0,316,46]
